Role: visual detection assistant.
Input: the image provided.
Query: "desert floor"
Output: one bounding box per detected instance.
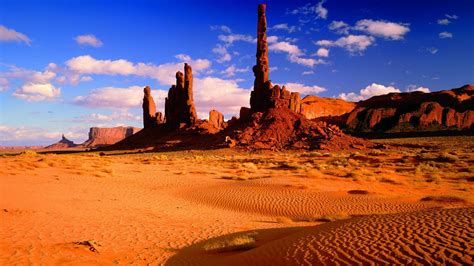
[1,136,473,265]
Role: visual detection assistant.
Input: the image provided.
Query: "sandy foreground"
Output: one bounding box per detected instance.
[1,136,473,265]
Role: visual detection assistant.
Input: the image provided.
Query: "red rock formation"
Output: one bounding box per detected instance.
[209,110,225,130]
[81,127,141,148]
[45,135,77,150]
[165,63,198,127]
[301,95,356,119]
[143,86,157,128]
[344,84,474,132]
[248,4,302,114]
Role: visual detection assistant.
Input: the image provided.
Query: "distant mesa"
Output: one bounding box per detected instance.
[45,134,77,150]
[81,127,141,148]
[45,127,141,150]
[301,96,356,120]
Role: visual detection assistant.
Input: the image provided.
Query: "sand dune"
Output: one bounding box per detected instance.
[177,180,434,218]
[167,207,474,265]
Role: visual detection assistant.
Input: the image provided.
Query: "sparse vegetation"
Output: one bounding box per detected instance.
[420,195,467,204]
[203,233,257,252]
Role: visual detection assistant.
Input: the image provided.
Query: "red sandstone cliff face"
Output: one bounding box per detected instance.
[81,127,141,148]
[301,96,356,119]
[344,84,474,132]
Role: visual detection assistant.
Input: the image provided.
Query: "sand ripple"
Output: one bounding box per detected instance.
[178,181,433,218]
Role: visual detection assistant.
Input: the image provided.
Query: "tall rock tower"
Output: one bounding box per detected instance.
[250,4,270,112]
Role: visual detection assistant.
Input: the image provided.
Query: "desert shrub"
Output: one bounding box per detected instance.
[20,150,37,156]
[203,233,257,252]
[347,190,369,195]
[437,153,459,162]
[294,212,349,222]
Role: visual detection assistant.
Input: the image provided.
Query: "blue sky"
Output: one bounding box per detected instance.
[1,0,473,145]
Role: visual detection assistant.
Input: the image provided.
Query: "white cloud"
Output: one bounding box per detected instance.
[339,83,401,101]
[0,124,87,145]
[0,25,31,45]
[439,31,453,38]
[72,111,141,123]
[65,54,211,85]
[316,35,374,53]
[12,83,61,101]
[267,35,279,44]
[438,14,458,25]
[74,34,103,47]
[0,65,56,84]
[316,0,328,20]
[290,1,327,20]
[302,71,314,75]
[269,41,325,67]
[0,77,9,92]
[271,23,298,33]
[354,19,409,40]
[283,82,326,95]
[426,47,438,54]
[221,65,249,77]
[329,20,349,34]
[437,18,450,25]
[194,77,250,116]
[445,14,458,20]
[218,34,255,44]
[269,41,302,55]
[210,25,232,33]
[73,86,167,110]
[407,85,430,93]
[212,44,232,63]
[316,47,329,57]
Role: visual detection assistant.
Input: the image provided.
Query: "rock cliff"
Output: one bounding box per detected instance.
[81,127,141,148]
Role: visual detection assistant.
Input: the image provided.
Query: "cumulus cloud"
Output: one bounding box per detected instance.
[0,25,31,45]
[354,19,410,40]
[271,23,298,33]
[338,83,400,102]
[329,20,350,35]
[73,86,167,110]
[212,44,232,63]
[439,31,453,38]
[12,83,61,101]
[0,65,56,84]
[316,0,328,19]
[74,34,103,47]
[194,77,250,116]
[269,41,325,67]
[407,85,430,93]
[284,82,326,95]
[65,54,211,85]
[221,65,249,77]
[316,35,374,53]
[269,41,302,55]
[316,47,329,57]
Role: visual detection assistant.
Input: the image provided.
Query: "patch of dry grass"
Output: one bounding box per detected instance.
[203,233,257,252]
[420,195,467,204]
